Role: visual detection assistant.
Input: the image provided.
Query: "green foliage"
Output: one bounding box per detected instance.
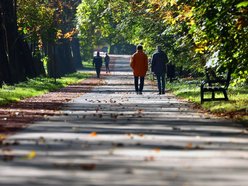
[82,60,94,69]
[237,1,248,8]
[76,0,133,60]
[76,0,248,84]
[167,80,248,121]
[0,72,91,105]
[17,0,55,43]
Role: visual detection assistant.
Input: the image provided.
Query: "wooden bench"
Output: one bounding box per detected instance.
[200,68,232,104]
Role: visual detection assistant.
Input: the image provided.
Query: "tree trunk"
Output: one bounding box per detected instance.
[71,38,82,69]
[47,41,57,78]
[0,0,38,84]
[0,2,12,86]
[55,39,76,76]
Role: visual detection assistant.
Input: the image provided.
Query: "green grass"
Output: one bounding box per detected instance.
[82,60,94,69]
[0,72,91,105]
[167,80,248,122]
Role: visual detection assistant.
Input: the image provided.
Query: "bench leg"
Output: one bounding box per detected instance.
[200,88,204,104]
[211,91,215,100]
[223,90,228,101]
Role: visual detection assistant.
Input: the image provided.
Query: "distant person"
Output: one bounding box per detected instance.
[151,45,169,94]
[104,53,110,73]
[93,51,103,78]
[130,44,148,95]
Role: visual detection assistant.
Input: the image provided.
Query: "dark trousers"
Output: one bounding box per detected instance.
[156,74,165,93]
[134,76,144,92]
[95,67,101,78]
[105,64,110,73]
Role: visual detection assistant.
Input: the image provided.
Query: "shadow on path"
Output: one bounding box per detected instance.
[0,55,248,186]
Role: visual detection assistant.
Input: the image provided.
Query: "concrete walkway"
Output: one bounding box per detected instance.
[1,55,248,186]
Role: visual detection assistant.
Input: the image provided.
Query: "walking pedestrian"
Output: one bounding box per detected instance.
[104,53,110,73]
[130,44,148,95]
[93,51,103,78]
[151,45,169,94]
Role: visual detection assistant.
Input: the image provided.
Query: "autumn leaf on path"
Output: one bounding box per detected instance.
[80,163,96,170]
[110,113,118,119]
[137,109,144,113]
[25,150,37,160]
[0,134,6,141]
[112,143,124,147]
[38,136,46,144]
[185,143,193,149]
[172,127,181,131]
[127,133,134,139]
[185,143,204,150]
[144,156,155,161]
[89,132,97,137]
[2,148,14,161]
[153,148,160,153]
[125,168,134,174]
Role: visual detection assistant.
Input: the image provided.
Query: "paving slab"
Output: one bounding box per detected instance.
[0,55,248,186]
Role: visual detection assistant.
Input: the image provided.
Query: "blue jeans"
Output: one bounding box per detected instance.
[134,76,144,92]
[156,74,165,93]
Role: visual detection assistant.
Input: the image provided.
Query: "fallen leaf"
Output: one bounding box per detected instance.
[89,132,97,137]
[195,145,204,149]
[125,168,133,174]
[0,134,6,141]
[154,148,160,153]
[144,156,155,161]
[38,136,46,144]
[110,113,118,119]
[114,143,124,147]
[2,148,14,161]
[25,150,37,160]
[172,127,181,131]
[80,163,96,170]
[185,143,193,149]
[127,133,133,138]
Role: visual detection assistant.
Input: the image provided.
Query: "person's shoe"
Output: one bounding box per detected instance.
[162,90,165,94]
[158,91,161,95]
[138,91,142,95]
[136,91,139,94]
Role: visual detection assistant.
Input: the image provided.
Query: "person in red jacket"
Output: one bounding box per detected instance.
[130,44,148,94]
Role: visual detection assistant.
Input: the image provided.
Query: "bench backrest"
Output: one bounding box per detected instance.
[205,68,232,89]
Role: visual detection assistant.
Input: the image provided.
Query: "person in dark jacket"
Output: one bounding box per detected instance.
[93,51,103,78]
[151,46,169,94]
[104,53,110,73]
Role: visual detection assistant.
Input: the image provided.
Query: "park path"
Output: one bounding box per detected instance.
[0,55,248,186]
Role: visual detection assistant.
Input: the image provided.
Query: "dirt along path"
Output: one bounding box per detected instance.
[0,56,118,137]
[0,55,248,186]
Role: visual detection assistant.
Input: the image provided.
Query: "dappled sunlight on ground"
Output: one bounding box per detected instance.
[0,55,248,186]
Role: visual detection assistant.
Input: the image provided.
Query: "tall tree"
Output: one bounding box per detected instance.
[0,0,38,86]
[77,0,248,84]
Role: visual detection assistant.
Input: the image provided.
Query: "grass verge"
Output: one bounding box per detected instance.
[167,80,248,124]
[82,60,94,69]
[0,72,91,106]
